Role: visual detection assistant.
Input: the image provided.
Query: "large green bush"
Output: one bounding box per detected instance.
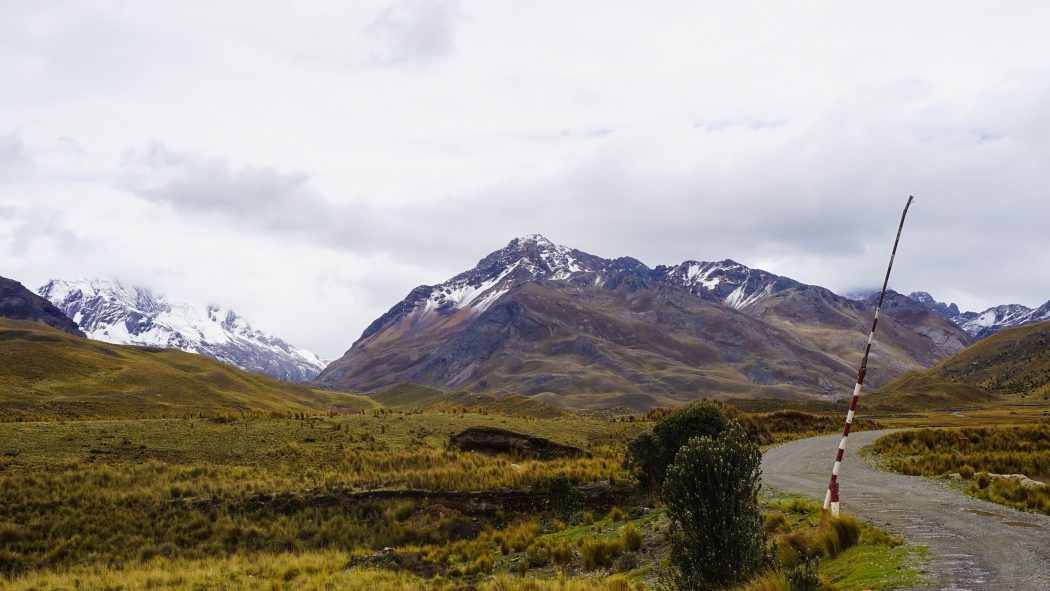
[625,401,733,493]
[663,424,766,590]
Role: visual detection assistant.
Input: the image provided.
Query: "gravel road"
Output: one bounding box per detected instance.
[762,430,1050,590]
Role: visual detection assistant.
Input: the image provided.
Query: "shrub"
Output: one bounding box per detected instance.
[607,506,628,522]
[737,570,791,591]
[664,422,766,590]
[546,473,585,515]
[579,536,622,570]
[620,524,643,552]
[763,513,790,535]
[626,402,733,493]
[959,464,975,480]
[786,559,821,591]
[976,471,992,489]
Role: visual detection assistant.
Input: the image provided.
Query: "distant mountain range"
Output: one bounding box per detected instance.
[905,291,1050,339]
[38,279,326,382]
[316,235,972,409]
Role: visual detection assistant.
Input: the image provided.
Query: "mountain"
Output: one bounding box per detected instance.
[38,279,325,382]
[316,235,971,410]
[0,276,84,336]
[0,317,375,420]
[871,318,1050,409]
[907,291,1050,339]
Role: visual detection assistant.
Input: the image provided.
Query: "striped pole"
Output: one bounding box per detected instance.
[824,196,915,516]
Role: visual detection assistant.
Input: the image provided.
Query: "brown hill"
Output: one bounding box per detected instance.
[317,236,971,410]
[0,318,374,420]
[871,319,1050,409]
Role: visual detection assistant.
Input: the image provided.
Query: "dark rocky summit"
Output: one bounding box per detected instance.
[0,276,84,336]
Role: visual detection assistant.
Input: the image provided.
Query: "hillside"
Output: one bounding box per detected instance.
[871,319,1050,409]
[0,318,374,420]
[317,235,971,410]
[0,276,84,336]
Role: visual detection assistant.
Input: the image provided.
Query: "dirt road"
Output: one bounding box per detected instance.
[762,430,1050,590]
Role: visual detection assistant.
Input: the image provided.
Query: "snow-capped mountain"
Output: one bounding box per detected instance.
[38,278,325,382]
[907,291,1050,339]
[319,234,968,408]
[657,259,803,309]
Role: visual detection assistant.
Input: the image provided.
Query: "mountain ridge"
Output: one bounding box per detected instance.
[317,234,971,409]
[39,278,326,382]
[907,291,1050,339]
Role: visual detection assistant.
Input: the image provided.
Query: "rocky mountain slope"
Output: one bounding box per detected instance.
[316,235,971,409]
[908,291,1050,339]
[39,279,325,382]
[0,276,84,336]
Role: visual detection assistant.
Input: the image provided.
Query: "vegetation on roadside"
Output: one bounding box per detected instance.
[874,424,1050,514]
[664,422,766,589]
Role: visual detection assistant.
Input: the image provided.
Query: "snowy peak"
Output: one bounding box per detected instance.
[38,278,325,382]
[423,235,605,314]
[907,292,961,318]
[358,238,826,350]
[905,290,1050,339]
[660,259,800,310]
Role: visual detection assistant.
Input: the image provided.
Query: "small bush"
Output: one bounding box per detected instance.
[976,471,992,489]
[738,570,791,591]
[763,513,790,535]
[546,473,585,515]
[664,422,767,589]
[864,527,902,548]
[607,506,628,522]
[579,536,622,570]
[620,524,643,552]
[959,464,975,480]
[625,402,734,493]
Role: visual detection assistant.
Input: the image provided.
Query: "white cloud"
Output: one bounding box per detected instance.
[3,1,1050,358]
[366,0,460,67]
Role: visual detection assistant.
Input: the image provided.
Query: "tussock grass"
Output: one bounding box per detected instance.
[875,424,1050,514]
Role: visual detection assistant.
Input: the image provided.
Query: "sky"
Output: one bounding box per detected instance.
[3,1,1050,360]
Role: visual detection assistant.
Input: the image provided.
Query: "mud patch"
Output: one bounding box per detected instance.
[450,427,587,459]
[1001,520,1040,528]
[962,508,1005,518]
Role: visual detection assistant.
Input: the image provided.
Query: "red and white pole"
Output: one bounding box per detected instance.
[824,196,914,516]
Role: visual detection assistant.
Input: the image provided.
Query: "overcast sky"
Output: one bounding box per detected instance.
[3,1,1050,359]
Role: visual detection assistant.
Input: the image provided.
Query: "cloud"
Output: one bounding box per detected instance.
[366,0,460,67]
[0,132,31,180]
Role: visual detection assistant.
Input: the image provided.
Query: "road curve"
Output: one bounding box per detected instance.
[762,430,1050,591]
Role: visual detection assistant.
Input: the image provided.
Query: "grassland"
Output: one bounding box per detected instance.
[0,401,917,590]
[873,424,1050,514]
[0,318,376,420]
